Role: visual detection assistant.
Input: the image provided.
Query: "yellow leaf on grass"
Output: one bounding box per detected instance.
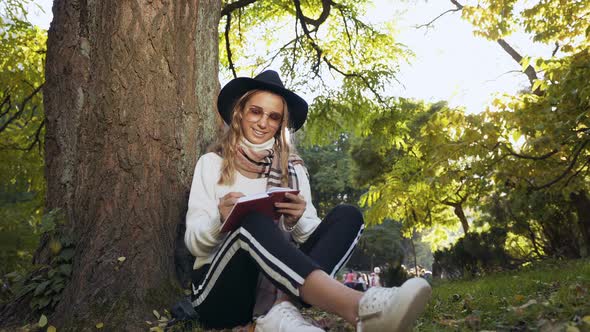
[153,310,161,319]
[38,314,48,327]
[47,326,57,332]
[96,322,104,329]
[583,315,590,325]
[565,325,580,332]
[514,294,525,302]
[117,256,126,263]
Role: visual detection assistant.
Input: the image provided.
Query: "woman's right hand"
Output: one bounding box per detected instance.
[218,192,245,223]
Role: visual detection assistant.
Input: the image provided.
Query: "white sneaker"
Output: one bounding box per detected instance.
[357,278,432,332]
[254,301,325,332]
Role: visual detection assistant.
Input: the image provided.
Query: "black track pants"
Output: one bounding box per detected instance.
[190,205,364,329]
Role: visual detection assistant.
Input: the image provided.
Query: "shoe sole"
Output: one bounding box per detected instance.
[392,278,432,332]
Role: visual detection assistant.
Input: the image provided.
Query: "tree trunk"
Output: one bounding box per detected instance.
[571,190,590,257]
[447,202,469,234]
[43,0,221,329]
[410,231,418,276]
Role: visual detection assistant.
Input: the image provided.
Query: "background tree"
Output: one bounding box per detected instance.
[0,0,46,277]
[298,134,363,217]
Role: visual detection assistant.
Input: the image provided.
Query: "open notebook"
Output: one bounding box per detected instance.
[220,187,300,233]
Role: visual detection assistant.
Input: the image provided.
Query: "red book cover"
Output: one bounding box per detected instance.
[220,188,300,233]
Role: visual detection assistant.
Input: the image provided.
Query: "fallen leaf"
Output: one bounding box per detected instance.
[583,316,590,325]
[513,299,537,310]
[47,326,57,332]
[38,314,48,328]
[96,322,104,329]
[153,310,160,319]
[565,325,580,332]
[117,256,126,263]
[514,294,525,302]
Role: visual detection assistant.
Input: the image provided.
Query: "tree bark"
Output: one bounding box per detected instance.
[453,203,469,234]
[43,0,222,329]
[444,201,469,234]
[571,190,590,257]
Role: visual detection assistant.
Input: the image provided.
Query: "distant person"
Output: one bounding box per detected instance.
[344,269,357,289]
[356,273,367,291]
[370,267,382,287]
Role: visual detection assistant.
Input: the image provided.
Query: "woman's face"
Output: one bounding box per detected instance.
[240,91,285,144]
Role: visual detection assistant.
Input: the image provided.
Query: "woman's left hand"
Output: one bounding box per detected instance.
[275,193,306,226]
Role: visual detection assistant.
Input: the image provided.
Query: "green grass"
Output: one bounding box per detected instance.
[416,258,590,331]
[155,259,590,331]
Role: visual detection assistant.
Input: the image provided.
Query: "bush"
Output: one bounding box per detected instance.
[381,263,409,287]
[433,227,515,278]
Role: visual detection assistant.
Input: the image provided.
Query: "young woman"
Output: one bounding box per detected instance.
[184,70,431,331]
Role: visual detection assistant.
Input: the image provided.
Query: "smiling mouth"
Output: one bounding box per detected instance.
[252,129,267,136]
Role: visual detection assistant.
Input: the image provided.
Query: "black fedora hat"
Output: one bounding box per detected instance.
[217,70,308,132]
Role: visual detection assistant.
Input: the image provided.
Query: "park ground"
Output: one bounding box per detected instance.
[170,258,589,331]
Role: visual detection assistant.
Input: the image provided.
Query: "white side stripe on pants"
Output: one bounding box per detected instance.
[330,224,365,277]
[192,227,305,307]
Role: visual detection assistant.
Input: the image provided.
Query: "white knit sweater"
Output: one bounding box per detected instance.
[184,151,321,269]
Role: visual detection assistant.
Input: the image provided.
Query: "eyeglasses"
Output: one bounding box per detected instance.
[244,107,283,127]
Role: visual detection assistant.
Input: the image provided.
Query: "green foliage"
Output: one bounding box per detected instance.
[358,219,405,267]
[0,0,47,276]
[298,134,364,217]
[297,0,590,260]
[219,0,411,118]
[459,0,590,52]
[2,209,74,314]
[343,98,480,237]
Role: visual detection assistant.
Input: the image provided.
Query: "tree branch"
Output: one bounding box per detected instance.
[224,14,237,78]
[25,119,45,152]
[0,83,44,134]
[293,0,386,104]
[449,0,542,95]
[531,139,590,190]
[503,144,559,160]
[415,7,461,29]
[292,0,332,27]
[220,0,258,17]
[496,39,539,88]
[0,92,12,118]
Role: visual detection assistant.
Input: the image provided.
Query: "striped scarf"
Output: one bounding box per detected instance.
[235,141,305,318]
[235,144,303,190]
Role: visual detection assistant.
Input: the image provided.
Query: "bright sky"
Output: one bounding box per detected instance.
[27,0,553,114]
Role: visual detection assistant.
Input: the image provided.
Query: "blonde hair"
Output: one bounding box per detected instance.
[211,89,292,186]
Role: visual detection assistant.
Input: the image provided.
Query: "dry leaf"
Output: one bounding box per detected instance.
[47,326,57,332]
[117,256,126,263]
[96,322,104,329]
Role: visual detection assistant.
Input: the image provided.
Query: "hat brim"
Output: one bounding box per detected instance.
[217,78,308,132]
